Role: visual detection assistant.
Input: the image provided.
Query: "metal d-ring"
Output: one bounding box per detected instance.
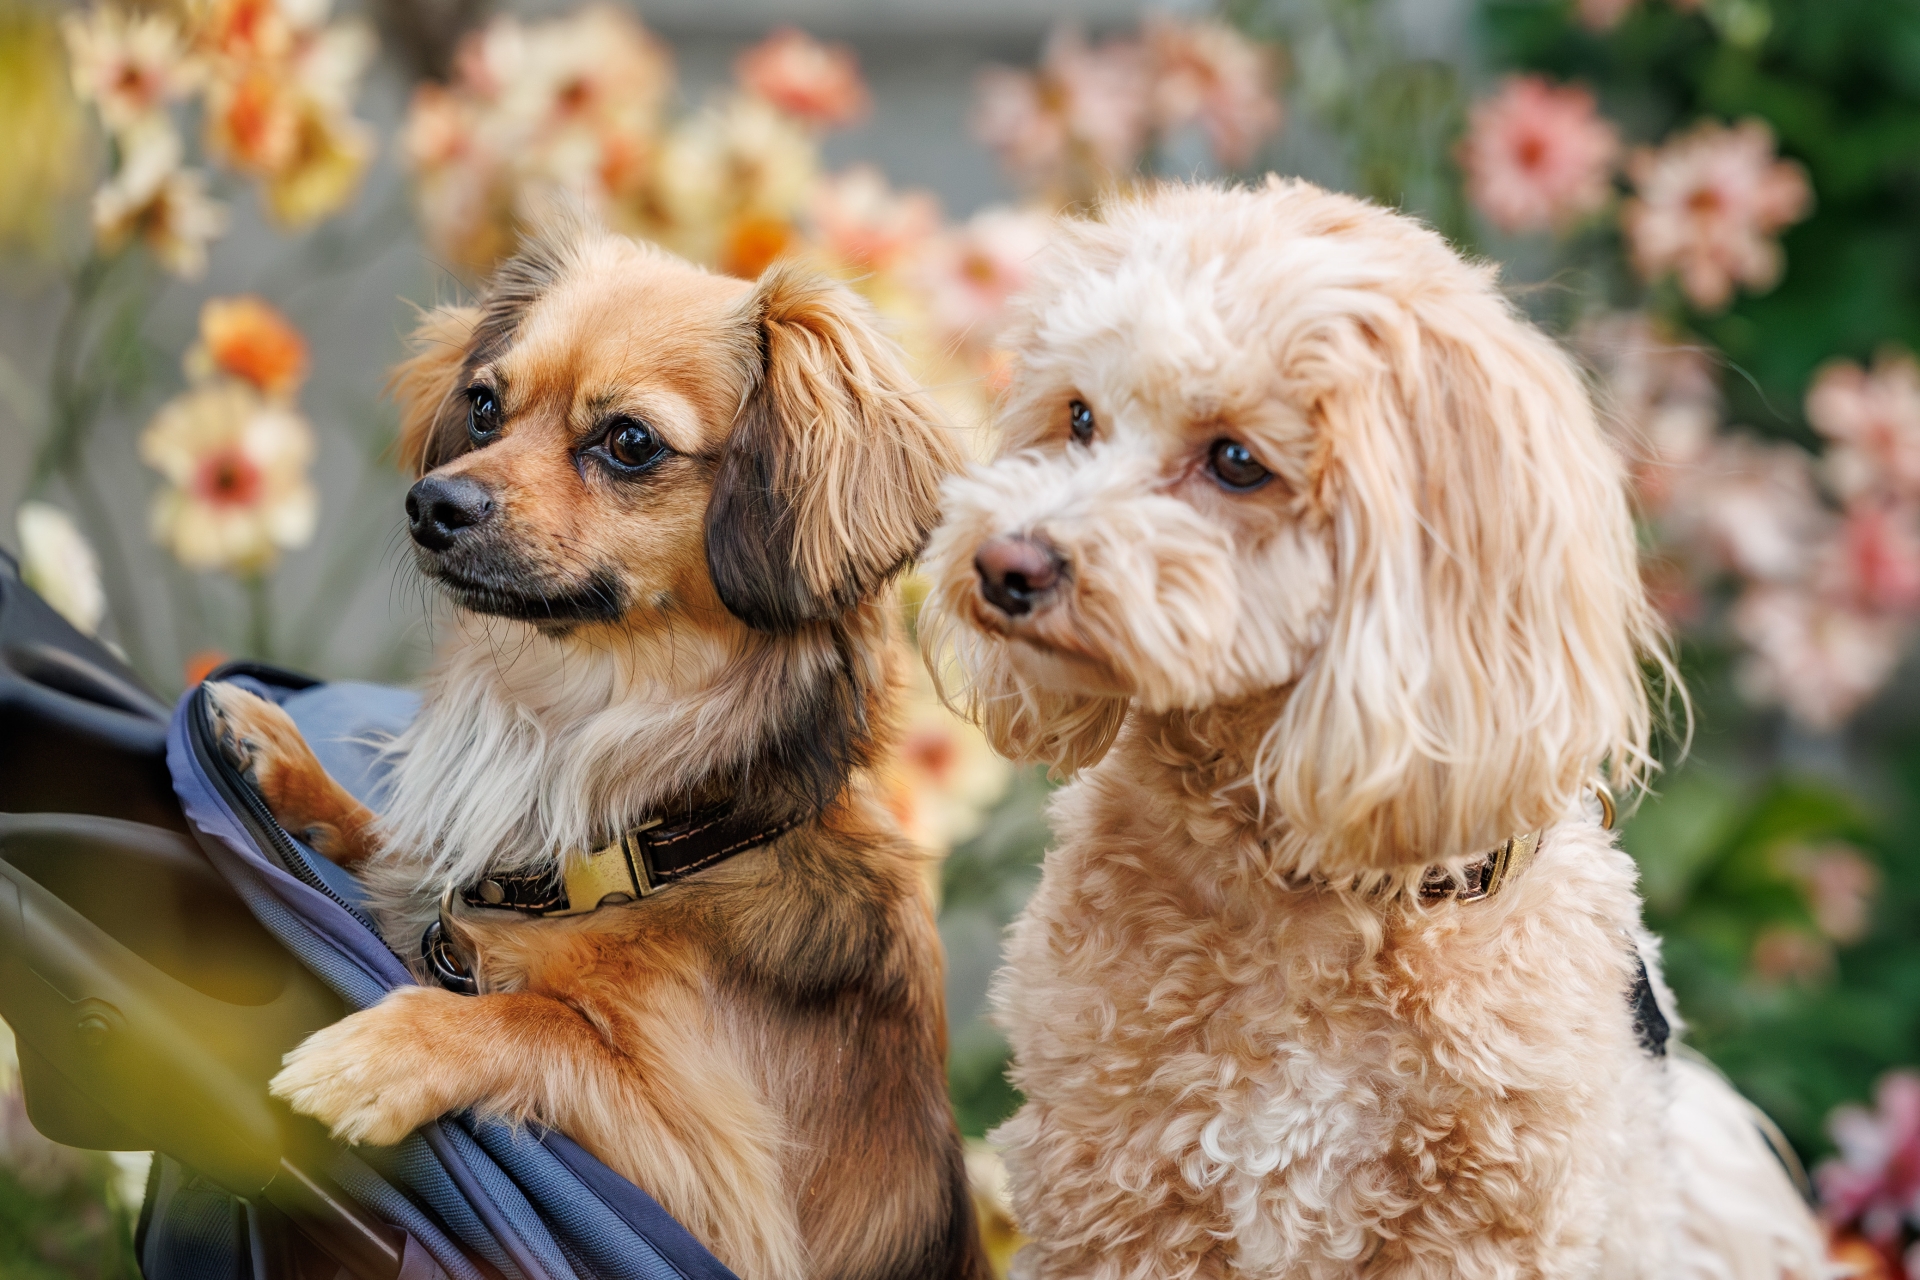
[422,888,479,996]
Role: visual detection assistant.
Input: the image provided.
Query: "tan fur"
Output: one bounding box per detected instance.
[919,180,1828,1279]
[214,222,987,1280]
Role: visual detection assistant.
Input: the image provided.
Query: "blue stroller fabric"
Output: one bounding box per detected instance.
[158,671,741,1280]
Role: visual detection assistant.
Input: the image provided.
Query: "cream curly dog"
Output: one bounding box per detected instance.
[919,180,1829,1279]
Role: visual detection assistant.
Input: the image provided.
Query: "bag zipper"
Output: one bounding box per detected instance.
[187,683,384,938]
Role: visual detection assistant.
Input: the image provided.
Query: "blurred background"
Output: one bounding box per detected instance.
[4,0,1920,1273]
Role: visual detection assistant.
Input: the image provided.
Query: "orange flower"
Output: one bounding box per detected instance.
[204,64,300,173]
[191,296,308,398]
[719,212,798,279]
[735,27,869,129]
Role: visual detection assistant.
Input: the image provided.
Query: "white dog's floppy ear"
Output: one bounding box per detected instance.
[1266,290,1667,873]
[706,265,962,631]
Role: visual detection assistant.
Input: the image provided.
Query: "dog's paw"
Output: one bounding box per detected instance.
[269,988,464,1147]
[204,681,305,800]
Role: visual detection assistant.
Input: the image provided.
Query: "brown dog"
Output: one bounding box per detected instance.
[205,218,987,1280]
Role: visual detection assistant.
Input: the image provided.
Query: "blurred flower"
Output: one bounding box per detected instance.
[809,165,940,275]
[0,5,87,254]
[408,7,675,269]
[183,649,229,686]
[187,296,309,399]
[199,0,377,227]
[1808,351,1920,505]
[1818,1072,1920,1249]
[1623,118,1812,311]
[918,206,1053,357]
[1576,0,1702,31]
[62,5,199,133]
[1732,586,1902,732]
[654,95,815,268]
[1750,924,1832,986]
[973,26,1149,193]
[90,119,228,278]
[1669,435,1826,583]
[884,647,1013,856]
[1577,312,1719,515]
[140,382,318,572]
[965,1141,1029,1280]
[16,502,105,636]
[1459,76,1620,234]
[735,27,870,130]
[1143,16,1281,170]
[1831,504,1920,616]
[1776,842,1881,944]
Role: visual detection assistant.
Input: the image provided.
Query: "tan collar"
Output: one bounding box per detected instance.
[1418,830,1541,902]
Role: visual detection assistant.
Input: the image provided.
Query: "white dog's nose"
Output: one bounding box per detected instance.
[974,536,1065,618]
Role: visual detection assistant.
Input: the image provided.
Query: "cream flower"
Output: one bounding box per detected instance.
[1807,350,1920,504]
[1460,76,1620,234]
[1623,118,1812,311]
[62,6,199,133]
[652,95,816,268]
[809,166,940,274]
[736,27,870,130]
[1144,17,1281,170]
[91,119,229,278]
[917,206,1054,357]
[1733,585,1902,732]
[140,382,317,573]
[16,502,106,636]
[1666,434,1827,583]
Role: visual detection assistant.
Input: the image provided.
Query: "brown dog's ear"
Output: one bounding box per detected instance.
[706,265,962,631]
[388,304,480,477]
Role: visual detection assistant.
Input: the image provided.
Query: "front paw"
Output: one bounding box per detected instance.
[204,680,304,799]
[270,988,463,1146]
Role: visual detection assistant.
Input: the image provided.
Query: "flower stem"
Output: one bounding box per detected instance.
[245,573,273,662]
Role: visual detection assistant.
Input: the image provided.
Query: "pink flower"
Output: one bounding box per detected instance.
[808,165,939,273]
[972,26,1148,190]
[917,206,1054,356]
[735,27,869,130]
[1577,312,1720,516]
[1777,843,1881,944]
[1143,17,1281,170]
[1817,1073,1920,1245]
[1577,0,1701,30]
[1808,350,1920,504]
[1733,585,1903,732]
[1459,76,1620,234]
[1832,504,1920,616]
[1623,118,1813,311]
[1669,435,1827,583]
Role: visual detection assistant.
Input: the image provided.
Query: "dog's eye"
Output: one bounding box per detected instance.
[467,385,502,445]
[1068,399,1095,445]
[1207,439,1272,492]
[603,418,666,472]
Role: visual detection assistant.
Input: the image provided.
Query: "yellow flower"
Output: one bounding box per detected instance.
[262,103,373,227]
[140,381,317,572]
[62,4,200,133]
[16,502,106,635]
[186,295,309,398]
[90,118,229,277]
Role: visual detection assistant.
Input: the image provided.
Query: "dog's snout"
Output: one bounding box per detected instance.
[407,475,494,552]
[975,536,1065,618]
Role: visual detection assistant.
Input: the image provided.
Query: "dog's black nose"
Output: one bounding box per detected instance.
[407,475,493,551]
[975,536,1065,618]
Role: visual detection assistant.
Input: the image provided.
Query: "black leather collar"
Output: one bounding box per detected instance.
[459,804,800,918]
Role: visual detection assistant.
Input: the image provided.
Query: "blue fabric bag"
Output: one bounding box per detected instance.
[155,666,740,1280]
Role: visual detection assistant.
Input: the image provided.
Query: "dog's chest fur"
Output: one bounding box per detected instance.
[994,743,1677,1279]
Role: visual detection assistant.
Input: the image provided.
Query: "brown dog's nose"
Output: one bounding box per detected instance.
[974,536,1065,618]
[407,475,493,551]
